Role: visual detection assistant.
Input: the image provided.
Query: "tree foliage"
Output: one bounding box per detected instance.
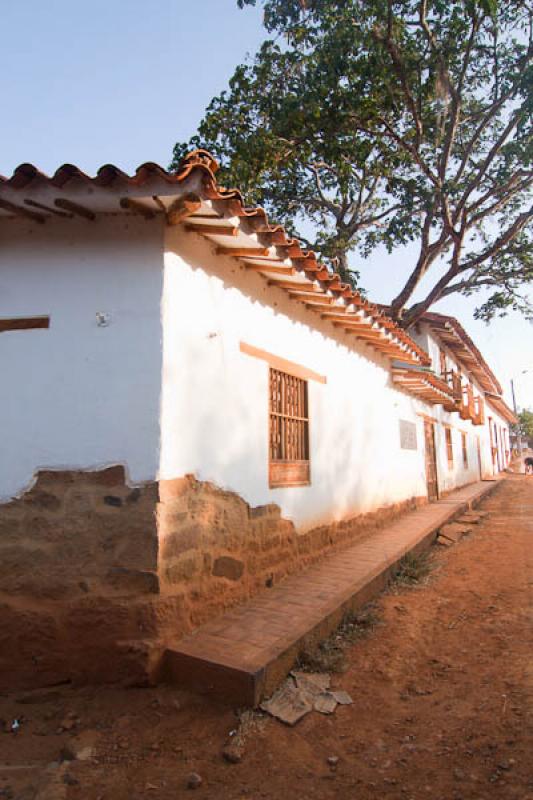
[172,0,533,327]
[516,408,533,441]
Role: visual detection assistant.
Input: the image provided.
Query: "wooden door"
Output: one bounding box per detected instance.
[424,420,439,502]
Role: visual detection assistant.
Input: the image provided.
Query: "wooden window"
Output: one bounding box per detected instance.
[445,427,453,469]
[269,367,310,488]
[461,432,468,468]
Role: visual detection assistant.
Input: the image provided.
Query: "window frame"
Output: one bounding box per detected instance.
[461,432,468,468]
[268,366,311,489]
[444,426,454,469]
[239,342,326,490]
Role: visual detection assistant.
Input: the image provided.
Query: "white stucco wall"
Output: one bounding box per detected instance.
[0,216,164,499]
[160,228,433,528]
[1,213,510,514]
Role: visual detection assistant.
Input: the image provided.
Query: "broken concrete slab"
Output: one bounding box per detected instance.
[456,511,487,524]
[439,522,472,543]
[291,671,331,694]
[331,690,353,705]
[260,680,313,726]
[314,693,337,715]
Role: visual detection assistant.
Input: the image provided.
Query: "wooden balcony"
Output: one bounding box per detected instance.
[441,370,463,412]
[392,363,455,408]
[441,371,483,423]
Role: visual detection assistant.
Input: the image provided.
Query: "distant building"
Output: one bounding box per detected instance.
[0,150,516,689]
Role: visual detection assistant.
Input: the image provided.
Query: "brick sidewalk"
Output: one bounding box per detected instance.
[163,479,501,705]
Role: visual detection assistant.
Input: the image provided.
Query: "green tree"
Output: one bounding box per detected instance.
[172,0,533,327]
[515,408,533,444]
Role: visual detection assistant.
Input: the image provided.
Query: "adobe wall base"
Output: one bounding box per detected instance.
[0,467,426,691]
[157,475,427,635]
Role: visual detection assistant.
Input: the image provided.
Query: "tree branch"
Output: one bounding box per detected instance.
[373,1,424,148]
[459,204,533,272]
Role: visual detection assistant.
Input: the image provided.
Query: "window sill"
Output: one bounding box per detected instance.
[269,460,310,489]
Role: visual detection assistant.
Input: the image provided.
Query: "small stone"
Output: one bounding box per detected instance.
[212,556,244,581]
[186,772,202,790]
[222,744,242,764]
[62,773,79,786]
[75,746,95,762]
[59,745,76,762]
[327,756,339,767]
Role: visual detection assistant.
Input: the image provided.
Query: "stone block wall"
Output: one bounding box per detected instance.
[0,466,160,691]
[0,467,425,691]
[157,475,426,632]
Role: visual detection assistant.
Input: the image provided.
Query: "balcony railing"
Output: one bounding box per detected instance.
[442,370,463,409]
[441,371,484,424]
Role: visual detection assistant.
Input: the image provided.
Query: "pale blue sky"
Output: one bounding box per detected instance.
[1,1,531,408]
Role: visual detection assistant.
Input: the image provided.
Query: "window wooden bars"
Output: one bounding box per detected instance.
[445,427,454,469]
[269,368,310,487]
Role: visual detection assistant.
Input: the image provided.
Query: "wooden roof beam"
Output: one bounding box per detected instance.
[217,246,271,258]
[166,193,202,225]
[0,197,46,223]
[244,263,296,276]
[321,313,370,325]
[301,296,336,307]
[337,326,387,340]
[267,280,319,292]
[24,198,72,218]
[55,198,95,221]
[185,222,239,236]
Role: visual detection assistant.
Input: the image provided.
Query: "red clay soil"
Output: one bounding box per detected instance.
[1,475,531,800]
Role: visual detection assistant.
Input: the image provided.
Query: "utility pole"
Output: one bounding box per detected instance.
[511,369,531,455]
[511,378,521,454]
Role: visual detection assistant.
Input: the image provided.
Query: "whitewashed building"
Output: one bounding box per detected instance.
[0,150,515,689]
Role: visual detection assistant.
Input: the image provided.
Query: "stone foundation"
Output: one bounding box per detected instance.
[0,467,425,691]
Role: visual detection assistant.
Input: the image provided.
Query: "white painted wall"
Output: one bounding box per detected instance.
[1,213,510,516]
[0,216,164,499]
[160,228,433,528]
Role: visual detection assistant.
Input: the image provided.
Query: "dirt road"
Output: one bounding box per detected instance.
[1,475,531,799]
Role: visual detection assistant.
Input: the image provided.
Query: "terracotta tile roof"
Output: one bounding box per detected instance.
[484,393,518,424]
[0,149,432,369]
[421,311,502,395]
